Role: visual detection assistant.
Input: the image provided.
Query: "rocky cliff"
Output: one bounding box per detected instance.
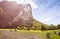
[0,1,33,28]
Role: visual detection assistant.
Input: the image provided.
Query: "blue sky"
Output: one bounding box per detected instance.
[32,0,60,25]
[0,0,60,25]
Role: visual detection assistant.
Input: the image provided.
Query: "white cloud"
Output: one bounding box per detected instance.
[52,18,60,25]
[6,0,38,9]
[41,18,50,23]
[24,0,38,9]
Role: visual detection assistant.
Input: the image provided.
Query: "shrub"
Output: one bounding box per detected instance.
[57,30,60,35]
[54,31,57,34]
[46,32,51,38]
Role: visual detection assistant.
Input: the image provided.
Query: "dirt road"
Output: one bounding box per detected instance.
[0,29,43,39]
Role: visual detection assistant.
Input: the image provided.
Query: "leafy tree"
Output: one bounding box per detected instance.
[57,24,60,29]
[41,25,47,31]
[48,24,57,30]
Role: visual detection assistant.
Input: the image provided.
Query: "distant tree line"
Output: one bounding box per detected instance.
[16,24,60,31]
[31,24,60,31]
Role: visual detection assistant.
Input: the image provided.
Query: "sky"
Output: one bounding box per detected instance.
[0,0,60,25]
[32,0,60,25]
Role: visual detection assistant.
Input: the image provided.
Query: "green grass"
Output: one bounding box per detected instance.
[0,29,60,39]
[48,30,60,39]
[16,30,60,39]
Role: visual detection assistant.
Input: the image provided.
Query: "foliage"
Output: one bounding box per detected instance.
[46,32,51,38]
[57,30,60,35]
[32,19,49,30]
[16,30,60,39]
[57,24,60,29]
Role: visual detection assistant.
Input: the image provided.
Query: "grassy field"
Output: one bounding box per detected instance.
[0,29,60,39]
[16,30,60,39]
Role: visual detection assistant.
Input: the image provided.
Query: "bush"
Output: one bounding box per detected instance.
[57,30,60,35]
[46,32,51,38]
[54,31,57,34]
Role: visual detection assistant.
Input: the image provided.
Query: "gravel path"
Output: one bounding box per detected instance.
[0,30,44,39]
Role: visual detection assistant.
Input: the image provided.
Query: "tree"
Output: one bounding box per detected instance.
[48,24,57,30]
[32,25,37,30]
[41,25,47,31]
[57,24,60,29]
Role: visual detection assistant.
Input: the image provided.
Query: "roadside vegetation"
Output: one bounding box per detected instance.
[15,30,60,39]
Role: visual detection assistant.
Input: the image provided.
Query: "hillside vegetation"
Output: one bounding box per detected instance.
[32,19,59,30]
[32,19,49,30]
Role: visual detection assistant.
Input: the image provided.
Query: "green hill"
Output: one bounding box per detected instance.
[32,19,49,30]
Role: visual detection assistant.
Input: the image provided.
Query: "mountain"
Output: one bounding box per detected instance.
[0,1,33,28]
